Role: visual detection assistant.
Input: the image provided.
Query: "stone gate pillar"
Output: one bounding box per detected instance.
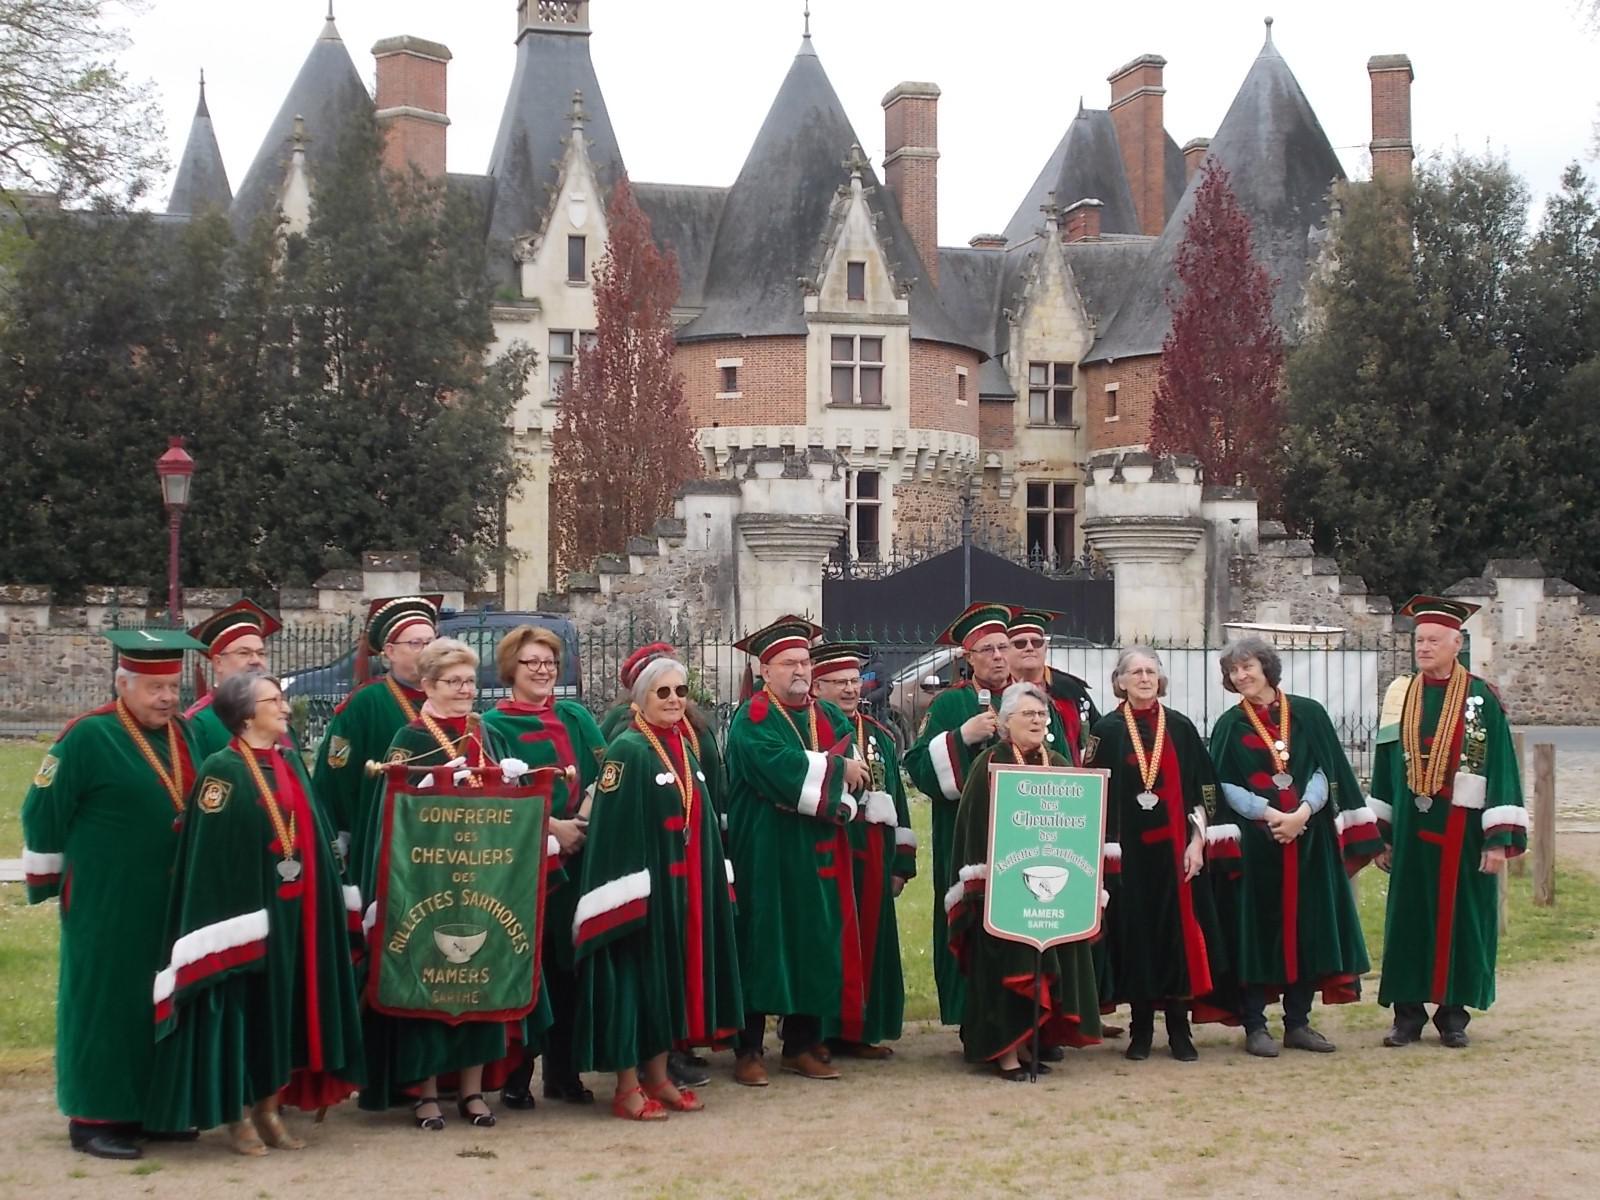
[1081,453,1207,643]
[729,449,848,634]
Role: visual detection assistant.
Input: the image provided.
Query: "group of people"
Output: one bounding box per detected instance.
[18,590,1529,1159]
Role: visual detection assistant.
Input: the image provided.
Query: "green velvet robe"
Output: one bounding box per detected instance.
[312,676,424,872]
[602,702,728,839]
[1208,695,1378,1003]
[902,681,1069,1026]
[726,693,864,1027]
[574,724,743,1070]
[20,704,199,1123]
[148,743,365,1129]
[822,712,916,1046]
[356,714,547,1109]
[481,698,606,974]
[1041,668,1101,766]
[1371,673,1527,1010]
[947,743,1103,1063]
[1083,703,1233,1020]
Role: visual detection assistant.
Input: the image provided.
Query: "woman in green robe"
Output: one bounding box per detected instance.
[575,655,743,1120]
[149,672,365,1155]
[358,638,542,1130]
[480,624,606,1106]
[947,682,1102,1078]
[1208,636,1381,1058]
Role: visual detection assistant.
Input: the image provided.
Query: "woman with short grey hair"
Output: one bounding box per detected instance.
[1084,646,1231,1062]
[1208,636,1381,1058]
[995,680,1051,735]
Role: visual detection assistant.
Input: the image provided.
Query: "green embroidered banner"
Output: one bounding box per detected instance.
[369,773,551,1023]
[984,766,1108,950]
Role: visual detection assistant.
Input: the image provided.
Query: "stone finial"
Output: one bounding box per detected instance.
[1040,188,1061,227]
[291,114,308,150]
[804,1,811,39]
[570,88,587,132]
[843,143,869,180]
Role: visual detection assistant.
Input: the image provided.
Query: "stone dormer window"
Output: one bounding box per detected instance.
[847,261,866,301]
[1028,361,1075,426]
[567,235,587,284]
[831,335,884,406]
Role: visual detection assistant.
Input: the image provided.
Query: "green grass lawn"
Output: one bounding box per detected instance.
[1,738,50,859]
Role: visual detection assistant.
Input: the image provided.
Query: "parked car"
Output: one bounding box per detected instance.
[281,610,582,742]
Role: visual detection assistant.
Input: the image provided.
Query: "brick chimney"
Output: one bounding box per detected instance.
[373,35,452,178]
[1368,54,1414,183]
[882,81,941,285]
[1107,53,1167,237]
[1181,137,1210,185]
[1062,198,1103,244]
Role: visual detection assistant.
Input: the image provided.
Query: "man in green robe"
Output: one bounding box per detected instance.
[726,616,869,1085]
[20,629,205,1159]
[812,642,916,1058]
[902,603,1068,1027]
[183,598,284,758]
[1005,607,1100,765]
[1371,596,1527,1049]
[311,595,439,870]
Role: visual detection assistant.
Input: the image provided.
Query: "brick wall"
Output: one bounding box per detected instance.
[374,39,449,178]
[677,336,807,430]
[1083,355,1161,450]
[1108,55,1167,237]
[893,478,961,549]
[978,396,1015,449]
[882,84,939,285]
[1367,56,1414,184]
[909,341,981,436]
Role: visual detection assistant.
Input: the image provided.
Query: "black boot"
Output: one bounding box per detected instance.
[1125,1004,1154,1061]
[1165,1003,1198,1062]
[69,1122,141,1160]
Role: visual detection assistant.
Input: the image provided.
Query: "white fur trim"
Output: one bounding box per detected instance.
[546,834,561,858]
[153,909,270,1005]
[942,863,988,916]
[415,773,434,790]
[363,902,378,938]
[499,756,530,782]
[895,826,918,850]
[21,848,63,877]
[1369,796,1394,824]
[839,793,859,823]
[1205,823,1241,845]
[725,860,735,885]
[864,791,898,826]
[1103,841,1122,861]
[1482,805,1529,832]
[930,731,961,800]
[1450,771,1487,810]
[572,869,652,940]
[1335,807,1377,835]
[797,750,829,817]
[342,885,362,913]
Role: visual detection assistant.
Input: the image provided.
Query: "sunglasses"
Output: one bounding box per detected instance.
[1010,637,1045,649]
[654,684,690,700]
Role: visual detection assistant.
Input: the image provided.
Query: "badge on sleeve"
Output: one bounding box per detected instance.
[599,761,624,793]
[1082,735,1099,763]
[327,735,352,768]
[197,777,232,814]
[33,754,60,788]
[387,748,408,765]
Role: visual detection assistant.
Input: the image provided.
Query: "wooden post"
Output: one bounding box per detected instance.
[1510,733,1528,876]
[1532,742,1556,907]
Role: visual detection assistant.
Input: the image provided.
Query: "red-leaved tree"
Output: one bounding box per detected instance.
[550,175,700,580]
[1150,160,1286,507]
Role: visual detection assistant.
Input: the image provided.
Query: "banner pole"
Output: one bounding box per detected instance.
[1030,949,1042,1083]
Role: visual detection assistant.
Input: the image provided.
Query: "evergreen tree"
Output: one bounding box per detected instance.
[550,175,698,581]
[1149,160,1285,507]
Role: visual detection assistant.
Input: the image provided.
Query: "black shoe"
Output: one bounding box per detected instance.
[542,1077,595,1104]
[1039,1044,1065,1063]
[683,1051,709,1068]
[667,1050,711,1088]
[1439,1029,1470,1049]
[1168,1033,1199,1062]
[70,1126,142,1160]
[456,1093,496,1128]
[412,1096,445,1131]
[1383,1024,1423,1047]
[500,1085,537,1110]
[1124,1032,1153,1061]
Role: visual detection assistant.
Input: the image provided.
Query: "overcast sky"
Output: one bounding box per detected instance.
[122,0,1598,239]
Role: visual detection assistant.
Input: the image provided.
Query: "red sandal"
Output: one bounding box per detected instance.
[610,1086,668,1121]
[643,1080,705,1112]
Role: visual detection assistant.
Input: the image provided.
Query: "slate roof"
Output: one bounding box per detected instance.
[166,77,232,216]
[1060,237,1155,328]
[1003,107,1187,245]
[229,15,371,234]
[677,35,978,352]
[633,182,728,311]
[1084,27,1345,363]
[485,21,625,268]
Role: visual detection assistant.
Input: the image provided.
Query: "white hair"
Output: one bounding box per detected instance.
[631,656,688,709]
[997,681,1050,741]
[1112,645,1169,699]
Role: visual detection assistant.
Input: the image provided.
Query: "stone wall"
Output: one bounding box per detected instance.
[893,477,962,550]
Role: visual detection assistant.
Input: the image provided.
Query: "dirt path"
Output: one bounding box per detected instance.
[4,840,1598,1200]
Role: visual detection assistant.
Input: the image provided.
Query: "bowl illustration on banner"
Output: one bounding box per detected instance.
[1021,865,1070,902]
[433,925,489,964]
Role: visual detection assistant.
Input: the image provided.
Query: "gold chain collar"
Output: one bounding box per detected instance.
[1402,664,1471,797]
[1121,701,1167,793]
[235,740,297,865]
[115,699,186,813]
[1239,690,1292,777]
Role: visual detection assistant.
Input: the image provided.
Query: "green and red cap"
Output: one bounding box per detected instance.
[365,595,442,654]
[1006,607,1061,638]
[811,641,869,678]
[620,641,677,690]
[937,602,1014,650]
[734,615,823,665]
[105,628,205,676]
[1398,595,1481,631]
[189,598,281,658]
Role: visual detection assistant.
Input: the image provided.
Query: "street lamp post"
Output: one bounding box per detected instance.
[155,436,195,624]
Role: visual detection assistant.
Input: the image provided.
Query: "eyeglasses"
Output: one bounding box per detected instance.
[391,637,435,652]
[254,695,290,708]
[1009,638,1045,650]
[971,643,1010,658]
[518,657,558,672]
[654,684,690,700]
[1014,709,1050,721]
[437,676,476,691]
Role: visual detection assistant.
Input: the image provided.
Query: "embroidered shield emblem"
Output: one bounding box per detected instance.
[33,754,59,788]
[599,761,624,793]
[1083,735,1099,763]
[327,735,352,768]
[197,777,231,814]
[387,748,408,765]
